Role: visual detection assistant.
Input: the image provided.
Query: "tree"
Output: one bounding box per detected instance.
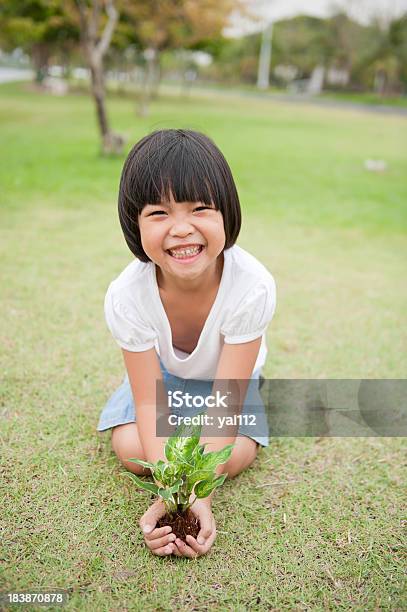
[388,15,407,91]
[0,0,79,82]
[75,0,124,153]
[121,0,247,115]
[367,15,407,94]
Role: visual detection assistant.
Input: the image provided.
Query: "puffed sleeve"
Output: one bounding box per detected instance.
[104,284,157,352]
[220,278,276,344]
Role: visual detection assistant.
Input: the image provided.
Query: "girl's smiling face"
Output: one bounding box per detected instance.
[138,194,226,283]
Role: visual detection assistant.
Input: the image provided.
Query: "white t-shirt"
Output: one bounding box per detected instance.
[104,244,277,380]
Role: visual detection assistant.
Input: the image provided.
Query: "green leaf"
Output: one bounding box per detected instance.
[156,478,183,503]
[186,469,213,489]
[127,458,156,470]
[151,460,167,484]
[158,488,175,505]
[167,444,188,464]
[164,428,184,462]
[194,474,227,498]
[196,444,235,471]
[167,478,183,495]
[155,459,167,471]
[156,463,171,485]
[191,442,208,462]
[164,419,202,463]
[124,473,160,495]
[181,434,201,462]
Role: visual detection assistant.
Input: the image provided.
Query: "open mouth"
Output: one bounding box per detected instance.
[166,245,205,262]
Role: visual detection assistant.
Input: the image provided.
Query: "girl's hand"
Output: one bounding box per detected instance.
[139,498,176,556]
[172,498,216,559]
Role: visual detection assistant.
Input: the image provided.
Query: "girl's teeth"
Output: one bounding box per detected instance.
[169,246,202,258]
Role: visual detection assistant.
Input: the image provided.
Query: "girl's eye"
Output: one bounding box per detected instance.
[148,206,213,216]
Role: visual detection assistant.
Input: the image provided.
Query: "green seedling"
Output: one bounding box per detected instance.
[125,414,235,516]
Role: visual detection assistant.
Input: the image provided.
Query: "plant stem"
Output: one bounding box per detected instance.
[188,495,197,507]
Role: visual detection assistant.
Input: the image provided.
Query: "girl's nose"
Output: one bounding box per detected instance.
[169,220,195,237]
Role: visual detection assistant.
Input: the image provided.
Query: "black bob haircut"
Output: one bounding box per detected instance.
[118,129,241,262]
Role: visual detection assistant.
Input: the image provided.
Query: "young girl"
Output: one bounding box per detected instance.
[97,129,276,559]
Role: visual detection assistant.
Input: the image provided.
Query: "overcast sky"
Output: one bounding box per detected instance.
[224,0,407,37]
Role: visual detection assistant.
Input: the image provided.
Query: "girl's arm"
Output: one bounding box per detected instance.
[200,336,263,475]
[122,347,175,464]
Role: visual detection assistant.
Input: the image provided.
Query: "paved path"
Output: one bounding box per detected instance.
[258,91,407,117]
[1,67,406,117]
[163,83,407,118]
[0,67,34,83]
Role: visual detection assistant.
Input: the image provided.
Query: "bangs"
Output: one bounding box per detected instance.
[128,130,224,210]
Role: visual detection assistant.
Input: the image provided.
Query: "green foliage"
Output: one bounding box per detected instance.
[119,0,238,53]
[0,0,79,82]
[200,12,407,93]
[125,416,234,515]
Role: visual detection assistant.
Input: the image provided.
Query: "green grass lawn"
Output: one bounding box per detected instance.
[1,81,406,610]
[319,90,407,108]
[157,78,407,109]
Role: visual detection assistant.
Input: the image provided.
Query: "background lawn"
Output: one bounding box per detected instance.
[1,81,406,610]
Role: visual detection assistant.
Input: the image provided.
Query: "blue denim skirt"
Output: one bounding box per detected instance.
[97,359,269,447]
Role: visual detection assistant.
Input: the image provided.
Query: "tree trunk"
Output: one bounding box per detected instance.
[76,0,123,155]
[150,55,161,100]
[257,22,273,90]
[31,43,50,84]
[88,55,123,154]
[374,70,387,95]
[137,48,159,117]
[90,59,109,137]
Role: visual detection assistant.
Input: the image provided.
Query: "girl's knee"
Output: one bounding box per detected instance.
[111,423,149,476]
[224,436,258,478]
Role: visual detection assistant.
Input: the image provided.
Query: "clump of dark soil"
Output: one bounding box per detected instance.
[157,508,200,542]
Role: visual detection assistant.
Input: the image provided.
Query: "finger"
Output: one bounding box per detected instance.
[185,534,212,554]
[196,516,215,545]
[196,527,212,545]
[151,543,175,557]
[148,533,176,551]
[173,539,196,558]
[139,500,166,533]
[144,525,172,541]
[186,524,217,552]
[185,535,204,553]
[174,538,198,559]
[191,508,214,544]
[171,543,183,557]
